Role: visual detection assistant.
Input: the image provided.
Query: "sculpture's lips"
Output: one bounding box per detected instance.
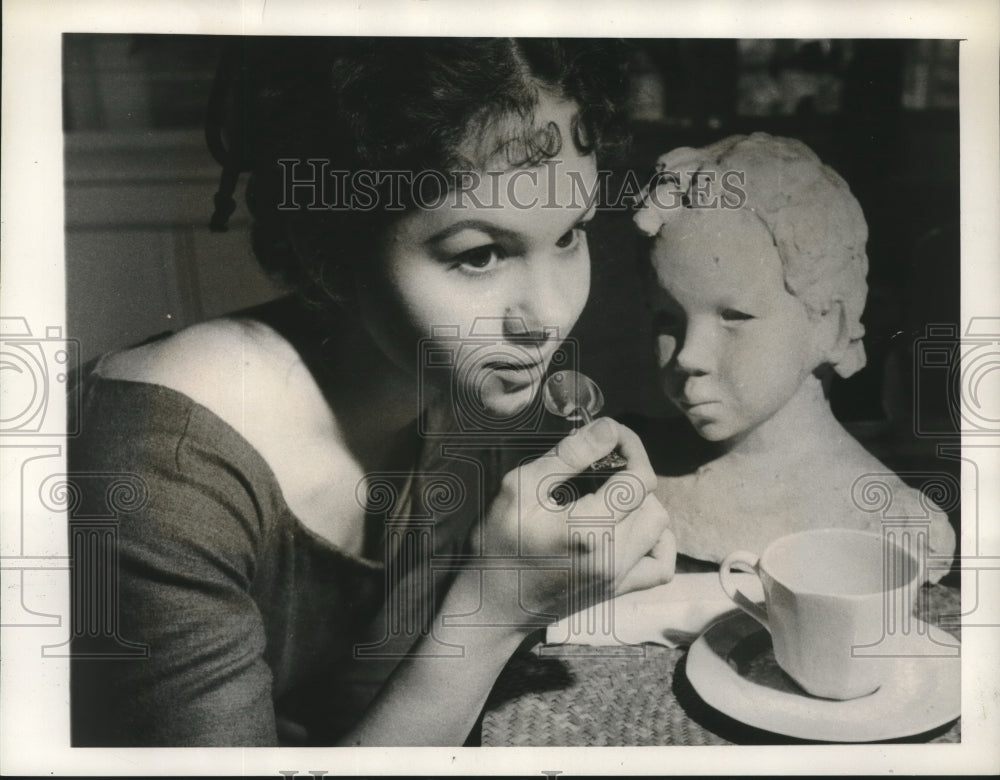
[678,398,720,410]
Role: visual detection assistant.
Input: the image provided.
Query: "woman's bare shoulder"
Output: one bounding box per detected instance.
[96,317,363,545]
[96,317,331,439]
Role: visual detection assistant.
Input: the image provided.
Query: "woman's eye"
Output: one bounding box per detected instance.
[453,245,503,274]
[721,308,754,322]
[555,224,588,250]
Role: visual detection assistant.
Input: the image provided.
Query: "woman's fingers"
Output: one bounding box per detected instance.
[649,527,677,569]
[487,418,670,615]
[523,418,657,497]
[616,554,675,594]
[606,422,657,490]
[547,418,621,473]
[612,493,671,577]
[616,527,677,594]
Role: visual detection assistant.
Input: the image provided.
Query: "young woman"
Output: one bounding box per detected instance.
[69,38,675,746]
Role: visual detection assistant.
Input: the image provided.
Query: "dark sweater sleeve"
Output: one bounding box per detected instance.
[70,382,280,746]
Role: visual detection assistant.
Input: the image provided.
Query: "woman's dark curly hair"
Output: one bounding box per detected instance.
[206,37,629,312]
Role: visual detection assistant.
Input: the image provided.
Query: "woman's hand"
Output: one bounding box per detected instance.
[344,417,674,746]
[468,417,676,630]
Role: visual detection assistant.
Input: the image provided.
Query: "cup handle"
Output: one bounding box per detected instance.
[719,550,769,630]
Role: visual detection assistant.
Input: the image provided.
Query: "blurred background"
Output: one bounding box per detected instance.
[63,36,961,481]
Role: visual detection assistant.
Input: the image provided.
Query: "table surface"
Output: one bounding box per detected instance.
[480,583,961,746]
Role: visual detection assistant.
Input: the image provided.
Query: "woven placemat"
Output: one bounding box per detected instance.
[482,644,731,746]
[481,584,962,746]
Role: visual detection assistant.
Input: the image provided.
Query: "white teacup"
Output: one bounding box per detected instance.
[719,528,921,700]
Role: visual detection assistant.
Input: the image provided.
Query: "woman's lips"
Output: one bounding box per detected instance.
[484,360,544,372]
[484,360,548,390]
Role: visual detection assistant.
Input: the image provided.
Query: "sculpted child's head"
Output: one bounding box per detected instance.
[633,133,870,446]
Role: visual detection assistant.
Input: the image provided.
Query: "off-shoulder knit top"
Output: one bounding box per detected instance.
[68,373,502,746]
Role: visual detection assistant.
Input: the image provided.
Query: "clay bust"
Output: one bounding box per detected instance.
[632,133,955,583]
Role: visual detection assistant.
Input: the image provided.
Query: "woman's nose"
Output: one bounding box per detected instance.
[672,318,715,376]
[503,262,581,343]
[501,307,556,346]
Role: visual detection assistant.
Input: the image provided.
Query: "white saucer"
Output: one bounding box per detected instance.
[686,612,961,742]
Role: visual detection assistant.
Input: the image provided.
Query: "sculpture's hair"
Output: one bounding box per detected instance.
[634,132,869,378]
[206,37,628,313]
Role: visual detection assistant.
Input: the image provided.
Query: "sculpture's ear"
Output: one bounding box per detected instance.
[812,299,851,371]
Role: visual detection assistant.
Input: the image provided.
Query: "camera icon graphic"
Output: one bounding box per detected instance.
[914,318,1000,437]
[0,317,80,436]
[417,318,577,437]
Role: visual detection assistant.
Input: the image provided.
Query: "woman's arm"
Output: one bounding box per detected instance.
[341,593,527,746]
[70,384,281,746]
[73,378,671,746]
[338,417,675,745]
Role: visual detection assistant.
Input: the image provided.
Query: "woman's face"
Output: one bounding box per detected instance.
[355,94,596,422]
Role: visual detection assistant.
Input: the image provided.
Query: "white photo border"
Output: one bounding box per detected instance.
[2,0,998,775]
